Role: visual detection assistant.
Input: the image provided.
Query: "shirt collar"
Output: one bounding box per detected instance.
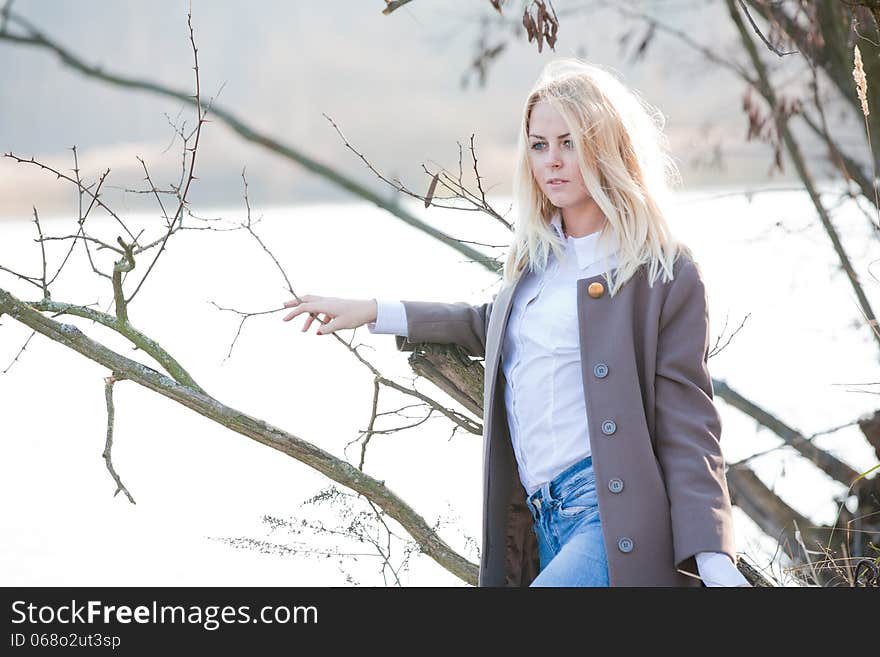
[549,210,617,270]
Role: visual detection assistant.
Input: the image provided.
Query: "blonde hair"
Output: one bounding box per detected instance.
[502,58,690,294]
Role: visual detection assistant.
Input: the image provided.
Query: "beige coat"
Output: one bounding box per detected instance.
[394,252,737,586]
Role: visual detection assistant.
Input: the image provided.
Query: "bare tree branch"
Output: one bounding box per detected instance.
[726,0,880,352]
[0,285,480,585]
[714,377,864,488]
[0,7,497,273]
[102,373,136,504]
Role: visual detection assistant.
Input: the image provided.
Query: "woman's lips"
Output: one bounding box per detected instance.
[547,180,568,189]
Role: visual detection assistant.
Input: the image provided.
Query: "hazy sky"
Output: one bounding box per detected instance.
[0,0,858,220]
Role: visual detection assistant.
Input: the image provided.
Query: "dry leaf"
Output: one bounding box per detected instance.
[424,173,439,208]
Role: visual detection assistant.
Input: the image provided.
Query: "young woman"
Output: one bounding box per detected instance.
[282,59,751,587]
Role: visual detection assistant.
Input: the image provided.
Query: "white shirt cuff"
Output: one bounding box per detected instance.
[365,299,408,336]
[695,551,750,587]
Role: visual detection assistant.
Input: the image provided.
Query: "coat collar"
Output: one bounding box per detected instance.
[549,210,618,271]
[492,211,620,326]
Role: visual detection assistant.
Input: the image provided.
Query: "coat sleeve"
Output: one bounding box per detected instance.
[393,296,495,359]
[653,257,737,574]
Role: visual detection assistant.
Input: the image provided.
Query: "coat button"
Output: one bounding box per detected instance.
[618,537,634,553]
[601,420,616,435]
[608,478,624,493]
[587,282,605,298]
[593,362,609,378]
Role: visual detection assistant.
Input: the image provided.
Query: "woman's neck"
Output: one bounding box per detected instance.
[561,199,606,238]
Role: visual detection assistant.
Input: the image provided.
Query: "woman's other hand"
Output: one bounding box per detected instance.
[281,295,378,335]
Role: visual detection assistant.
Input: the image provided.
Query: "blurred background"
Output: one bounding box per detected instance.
[1,0,878,587]
[0,0,840,219]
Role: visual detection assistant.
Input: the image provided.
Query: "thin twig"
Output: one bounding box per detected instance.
[102,374,136,504]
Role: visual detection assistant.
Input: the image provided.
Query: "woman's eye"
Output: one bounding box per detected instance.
[530,140,572,150]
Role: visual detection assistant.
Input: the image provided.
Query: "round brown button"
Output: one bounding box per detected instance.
[588,282,605,298]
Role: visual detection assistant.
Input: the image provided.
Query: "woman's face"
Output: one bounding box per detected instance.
[527,100,591,212]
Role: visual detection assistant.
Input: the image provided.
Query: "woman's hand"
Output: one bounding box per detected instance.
[281,295,378,335]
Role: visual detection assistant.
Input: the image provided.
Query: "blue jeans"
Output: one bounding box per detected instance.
[525,455,610,587]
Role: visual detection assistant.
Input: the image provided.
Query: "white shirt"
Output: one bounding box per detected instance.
[366,211,749,587]
[501,211,616,495]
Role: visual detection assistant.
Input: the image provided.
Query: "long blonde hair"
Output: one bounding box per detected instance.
[502,58,689,295]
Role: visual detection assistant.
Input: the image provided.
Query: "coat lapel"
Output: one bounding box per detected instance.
[484,265,611,399]
[483,272,525,400]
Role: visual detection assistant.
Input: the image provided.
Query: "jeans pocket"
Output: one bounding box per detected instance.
[557,476,597,518]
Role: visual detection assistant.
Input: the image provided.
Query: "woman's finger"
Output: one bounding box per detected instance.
[283,301,317,322]
[282,294,317,313]
[316,314,331,334]
[281,299,339,332]
[282,304,307,322]
[306,312,329,333]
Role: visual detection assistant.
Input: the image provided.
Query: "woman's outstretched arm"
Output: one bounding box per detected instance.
[283,295,495,359]
[386,299,495,358]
